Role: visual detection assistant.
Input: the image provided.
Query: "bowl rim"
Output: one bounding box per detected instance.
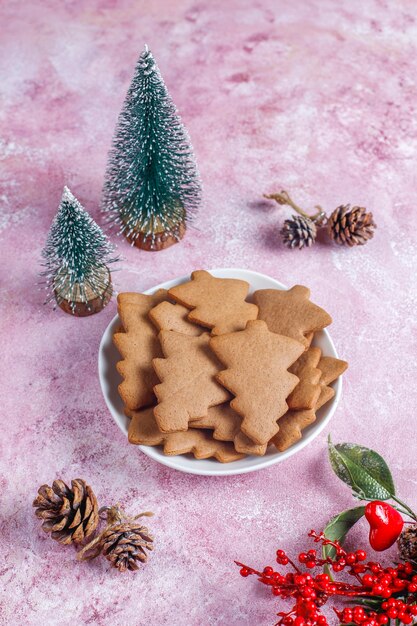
[98,268,342,476]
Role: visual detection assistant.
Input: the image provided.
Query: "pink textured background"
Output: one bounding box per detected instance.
[1,1,417,624]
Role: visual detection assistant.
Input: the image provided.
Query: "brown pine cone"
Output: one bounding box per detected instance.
[100,520,154,572]
[327,205,376,246]
[281,215,317,249]
[398,524,417,562]
[33,478,99,545]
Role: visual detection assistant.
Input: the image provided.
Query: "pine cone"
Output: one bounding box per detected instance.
[281,215,317,249]
[100,520,154,572]
[33,479,99,545]
[398,524,417,562]
[327,205,376,246]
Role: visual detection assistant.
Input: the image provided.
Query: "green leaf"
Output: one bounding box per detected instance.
[322,506,366,562]
[327,436,395,501]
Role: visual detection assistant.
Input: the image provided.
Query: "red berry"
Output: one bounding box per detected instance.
[299,553,308,563]
[387,608,398,619]
[240,567,249,577]
[276,550,286,559]
[409,605,417,616]
[316,573,330,583]
[354,564,367,573]
[380,588,392,598]
[294,618,305,626]
[394,578,407,589]
[346,552,357,565]
[356,550,367,561]
[377,616,389,625]
[272,586,280,596]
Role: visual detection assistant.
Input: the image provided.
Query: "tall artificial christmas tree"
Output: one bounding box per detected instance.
[41,187,117,316]
[102,45,201,251]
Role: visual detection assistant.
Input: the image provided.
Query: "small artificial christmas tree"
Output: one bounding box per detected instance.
[41,186,117,316]
[102,45,201,251]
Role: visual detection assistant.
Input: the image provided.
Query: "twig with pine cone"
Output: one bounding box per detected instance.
[33,478,154,573]
[264,190,376,250]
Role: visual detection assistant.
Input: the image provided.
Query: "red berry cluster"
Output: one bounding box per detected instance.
[236,531,417,626]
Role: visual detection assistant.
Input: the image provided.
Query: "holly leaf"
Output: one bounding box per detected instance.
[327,436,395,501]
[322,506,366,562]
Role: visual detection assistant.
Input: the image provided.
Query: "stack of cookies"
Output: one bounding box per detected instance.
[113,270,347,463]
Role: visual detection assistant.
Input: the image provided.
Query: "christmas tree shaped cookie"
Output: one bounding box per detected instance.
[317,356,348,385]
[234,430,268,456]
[114,290,167,410]
[210,320,305,444]
[254,286,332,346]
[153,331,230,433]
[168,270,258,335]
[287,347,322,410]
[127,407,244,462]
[271,409,316,452]
[190,403,242,441]
[316,385,335,409]
[149,301,202,336]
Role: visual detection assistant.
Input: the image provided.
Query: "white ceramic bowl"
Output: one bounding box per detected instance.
[98,269,342,476]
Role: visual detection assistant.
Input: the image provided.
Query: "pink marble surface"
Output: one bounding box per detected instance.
[1,1,417,624]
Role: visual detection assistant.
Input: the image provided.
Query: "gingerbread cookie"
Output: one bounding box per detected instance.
[271,409,316,452]
[153,331,230,433]
[190,403,241,441]
[210,320,305,445]
[128,407,244,463]
[270,358,346,453]
[113,290,167,410]
[316,385,335,410]
[149,301,202,336]
[304,332,315,348]
[317,356,348,385]
[168,270,258,335]
[234,430,268,456]
[287,347,322,410]
[253,286,332,346]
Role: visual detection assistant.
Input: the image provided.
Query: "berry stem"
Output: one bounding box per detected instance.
[391,496,417,522]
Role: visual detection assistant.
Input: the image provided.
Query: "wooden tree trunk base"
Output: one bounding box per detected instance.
[125,222,186,251]
[55,276,113,317]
